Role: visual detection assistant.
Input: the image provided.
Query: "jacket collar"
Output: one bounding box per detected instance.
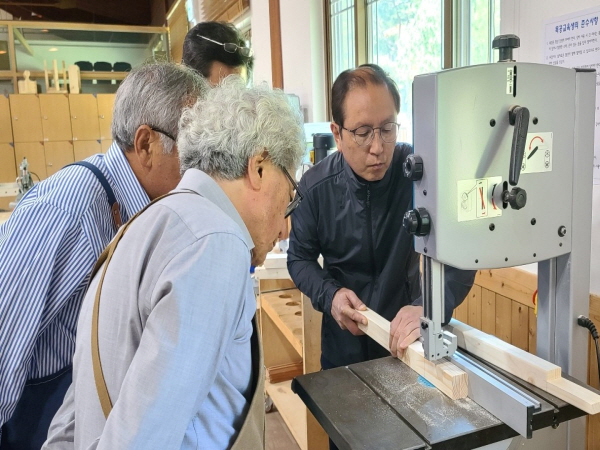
[341,150,398,196]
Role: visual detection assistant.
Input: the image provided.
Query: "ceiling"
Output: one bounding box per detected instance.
[0,0,154,25]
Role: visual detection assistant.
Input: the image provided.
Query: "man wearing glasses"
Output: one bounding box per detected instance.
[43,78,304,450]
[182,21,254,85]
[0,63,206,450]
[287,64,475,393]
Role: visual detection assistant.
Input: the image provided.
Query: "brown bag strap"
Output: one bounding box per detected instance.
[91,191,193,418]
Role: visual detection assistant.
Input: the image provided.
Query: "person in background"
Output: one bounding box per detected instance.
[43,77,305,449]
[183,21,254,85]
[287,62,476,399]
[0,62,206,450]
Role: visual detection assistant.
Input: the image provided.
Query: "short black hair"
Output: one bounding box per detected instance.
[182,21,254,79]
[331,64,400,127]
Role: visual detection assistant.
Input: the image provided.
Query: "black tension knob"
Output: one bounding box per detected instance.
[503,187,527,210]
[403,207,431,236]
[492,34,520,62]
[403,154,424,181]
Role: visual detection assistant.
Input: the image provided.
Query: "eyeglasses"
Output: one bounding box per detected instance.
[280,165,303,218]
[197,35,253,57]
[149,126,176,142]
[339,122,400,147]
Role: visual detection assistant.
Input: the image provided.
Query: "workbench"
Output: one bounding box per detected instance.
[292,354,586,449]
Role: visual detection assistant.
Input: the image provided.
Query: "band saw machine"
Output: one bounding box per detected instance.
[292,35,600,450]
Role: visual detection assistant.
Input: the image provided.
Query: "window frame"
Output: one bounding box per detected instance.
[324,0,500,120]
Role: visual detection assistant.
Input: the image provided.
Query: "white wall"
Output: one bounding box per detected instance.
[501,0,600,295]
[249,0,272,88]
[250,0,327,122]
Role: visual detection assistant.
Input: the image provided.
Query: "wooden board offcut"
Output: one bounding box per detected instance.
[447,319,600,415]
[358,308,468,400]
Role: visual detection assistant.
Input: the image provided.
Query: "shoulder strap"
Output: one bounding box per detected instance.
[67,161,122,228]
[90,190,193,418]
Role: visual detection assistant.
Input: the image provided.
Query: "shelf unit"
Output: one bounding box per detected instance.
[255,264,328,450]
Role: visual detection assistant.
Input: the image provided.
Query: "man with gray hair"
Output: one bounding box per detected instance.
[0,62,206,450]
[43,77,304,449]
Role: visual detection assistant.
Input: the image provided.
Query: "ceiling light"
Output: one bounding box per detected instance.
[48,47,58,52]
[0,51,6,55]
[40,29,49,33]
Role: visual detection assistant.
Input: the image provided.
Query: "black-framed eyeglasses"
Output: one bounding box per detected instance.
[280,166,303,218]
[197,35,253,57]
[149,126,176,142]
[339,122,400,147]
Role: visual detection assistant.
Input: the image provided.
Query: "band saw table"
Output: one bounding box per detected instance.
[292,353,587,449]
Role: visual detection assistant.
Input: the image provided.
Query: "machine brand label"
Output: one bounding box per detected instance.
[521,132,553,174]
[457,176,503,222]
[506,67,514,95]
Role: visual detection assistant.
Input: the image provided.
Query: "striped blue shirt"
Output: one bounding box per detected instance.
[0,143,149,431]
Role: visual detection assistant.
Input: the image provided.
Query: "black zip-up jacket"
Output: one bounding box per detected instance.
[287,143,476,367]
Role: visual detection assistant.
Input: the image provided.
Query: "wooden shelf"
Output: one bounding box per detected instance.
[266,379,307,450]
[261,289,303,355]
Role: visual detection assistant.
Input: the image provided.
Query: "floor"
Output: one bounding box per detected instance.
[265,410,301,450]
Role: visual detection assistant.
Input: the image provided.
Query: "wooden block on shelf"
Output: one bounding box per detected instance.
[267,361,304,384]
[358,308,468,399]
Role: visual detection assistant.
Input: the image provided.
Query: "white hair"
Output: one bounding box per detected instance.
[112,62,208,154]
[178,76,305,179]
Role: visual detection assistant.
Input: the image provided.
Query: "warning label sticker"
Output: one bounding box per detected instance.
[457,176,503,222]
[521,132,552,174]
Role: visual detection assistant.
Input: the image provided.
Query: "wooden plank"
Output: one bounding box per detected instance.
[261,289,303,355]
[446,320,561,386]
[258,278,295,292]
[301,294,322,374]
[0,19,166,34]
[266,361,303,384]
[481,288,496,335]
[358,308,468,399]
[269,0,283,89]
[547,378,600,414]
[467,285,482,329]
[495,294,512,343]
[266,380,307,450]
[475,268,537,308]
[511,300,529,351]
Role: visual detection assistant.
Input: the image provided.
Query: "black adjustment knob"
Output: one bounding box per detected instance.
[403,207,431,236]
[502,187,527,210]
[492,34,520,62]
[403,154,424,181]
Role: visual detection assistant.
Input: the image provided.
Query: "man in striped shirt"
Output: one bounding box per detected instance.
[0,62,206,449]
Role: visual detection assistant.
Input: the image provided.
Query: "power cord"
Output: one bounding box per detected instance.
[578,315,600,385]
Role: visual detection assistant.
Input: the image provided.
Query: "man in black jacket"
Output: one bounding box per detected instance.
[287,64,475,372]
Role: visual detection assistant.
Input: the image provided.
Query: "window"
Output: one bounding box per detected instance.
[330,0,356,81]
[367,0,442,143]
[328,0,501,143]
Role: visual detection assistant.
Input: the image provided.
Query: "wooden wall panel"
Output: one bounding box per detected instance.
[511,302,529,351]
[481,288,496,335]
[453,295,469,323]
[467,285,482,330]
[495,294,512,343]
